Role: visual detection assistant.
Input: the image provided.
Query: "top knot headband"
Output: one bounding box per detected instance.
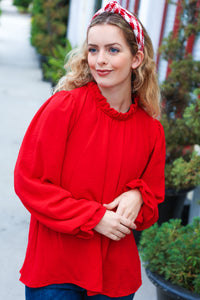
[90,0,144,52]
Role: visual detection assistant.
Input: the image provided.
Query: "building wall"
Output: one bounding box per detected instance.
[193,36,200,61]
[67,0,96,48]
[67,0,200,81]
[137,0,166,57]
[67,0,166,52]
[157,0,178,82]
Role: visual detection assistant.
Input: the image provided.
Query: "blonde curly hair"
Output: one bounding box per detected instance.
[55,12,161,118]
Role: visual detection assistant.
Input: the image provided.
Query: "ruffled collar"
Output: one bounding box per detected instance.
[88,81,138,121]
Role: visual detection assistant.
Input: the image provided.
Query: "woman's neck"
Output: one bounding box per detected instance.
[98,85,132,113]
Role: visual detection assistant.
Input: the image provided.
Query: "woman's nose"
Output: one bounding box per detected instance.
[96,50,107,65]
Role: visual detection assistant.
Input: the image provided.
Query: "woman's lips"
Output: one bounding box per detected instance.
[96,69,112,76]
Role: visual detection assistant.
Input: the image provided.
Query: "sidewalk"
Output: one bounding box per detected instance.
[0,1,156,299]
[0,1,51,299]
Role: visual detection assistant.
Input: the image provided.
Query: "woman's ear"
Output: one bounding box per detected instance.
[131,50,144,70]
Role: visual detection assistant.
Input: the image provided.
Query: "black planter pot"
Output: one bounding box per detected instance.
[133,230,141,245]
[37,54,53,83]
[38,54,48,69]
[158,188,192,225]
[146,268,200,300]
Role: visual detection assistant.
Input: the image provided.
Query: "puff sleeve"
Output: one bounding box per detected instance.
[124,120,165,231]
[14,91,106,238]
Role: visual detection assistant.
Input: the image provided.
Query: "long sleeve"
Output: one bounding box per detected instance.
[14,91,106,238]
[124,120,165,230]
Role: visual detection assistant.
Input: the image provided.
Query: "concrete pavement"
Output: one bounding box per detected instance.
[0,0,156,299]
[0,1,51,299]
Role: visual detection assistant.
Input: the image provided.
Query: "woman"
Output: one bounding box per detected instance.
[14,1,165,299]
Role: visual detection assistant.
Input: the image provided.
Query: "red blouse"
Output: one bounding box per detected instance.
[14,82,165,297]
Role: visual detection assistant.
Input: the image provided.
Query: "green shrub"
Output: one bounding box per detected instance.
[13,0,32,9]
[139,217,200,294]
[159,0,200,191]
[42,39,72,85]
[170,152,200,190]
[161,91,200,190]
[31,0,69,57]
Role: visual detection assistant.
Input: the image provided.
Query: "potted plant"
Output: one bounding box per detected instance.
[42,39,72,86]
[139,217,200,300]
[30,0,70,80]
[158,90,200,225]
[13,0,32,13]
[158,0,200,224]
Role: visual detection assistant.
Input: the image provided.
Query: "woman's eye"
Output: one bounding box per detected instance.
[109,47,119,53]
[88,48,97,53]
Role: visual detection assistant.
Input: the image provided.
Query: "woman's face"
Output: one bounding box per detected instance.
[87,24,136,92]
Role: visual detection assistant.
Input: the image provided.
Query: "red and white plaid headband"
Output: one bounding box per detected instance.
[90,0,144,52]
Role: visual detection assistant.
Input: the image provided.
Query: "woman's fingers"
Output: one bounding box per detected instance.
[120,215,137,230]
[117,206,137,221]
[109,227,129,241]
[106,189,143,223]
[109,234,121,241]
[118,223,131,235]
[93,210,136,241]
[103,197,120,210]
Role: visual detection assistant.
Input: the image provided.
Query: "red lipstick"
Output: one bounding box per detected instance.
[96,69,112,76]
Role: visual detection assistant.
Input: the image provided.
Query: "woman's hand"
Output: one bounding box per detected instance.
[93,210,136,241]
[104,189,143,224]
